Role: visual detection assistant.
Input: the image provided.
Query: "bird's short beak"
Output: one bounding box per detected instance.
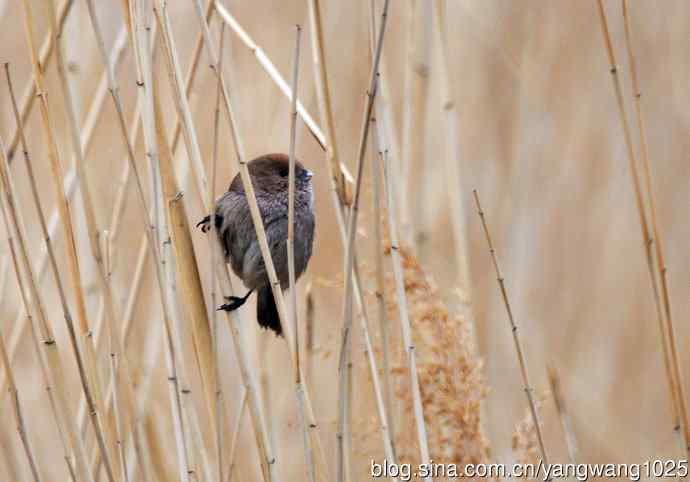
[305,169,314,180]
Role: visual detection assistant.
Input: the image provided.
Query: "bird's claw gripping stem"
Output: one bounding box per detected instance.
[196,215,211,233]
[217,290,254,312]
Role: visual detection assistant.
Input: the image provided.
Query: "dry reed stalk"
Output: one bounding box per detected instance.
[0,131,81,480]
[0,275,42,482]
[19,1,120,479]
[8,45,146,479]
[84,9,209,450]
[367,0,396,451]
[286,24,317,482]
[225,389,248,482]
[546,364,579,464]
[596,0,690,453]
[352,259,399,472]
[472,190,551,470]
[378,147,433,481]
[190,1,332,479]
[124,1,197,479]
[211,1,321,149]
[8,56,124,481]
[47,2,145,478]
[6,0,72,160]
[360,123,399,469]
[303,10,394,461]
[621,0,689,454]
[399,0,431,251]
[71,22,149,474]
[212,0,353,185]
[0,25,128,399]
[209,224,279,482]
[210,19,226,482]
[336,2,391,480]
[367,0,401,202]
[366,11,433,479]
[155,93,215,482]
[306,0,347,203]
[171,4,215,153]
[152,0,218,454]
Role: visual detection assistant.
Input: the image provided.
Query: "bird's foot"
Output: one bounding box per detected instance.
[196,215,211,233]
[217,290,254,312]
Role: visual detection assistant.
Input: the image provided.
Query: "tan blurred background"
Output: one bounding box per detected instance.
[1,0,690,481]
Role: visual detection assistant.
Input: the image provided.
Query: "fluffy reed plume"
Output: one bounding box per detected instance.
[382,245,490,466]
[512,394,547,466]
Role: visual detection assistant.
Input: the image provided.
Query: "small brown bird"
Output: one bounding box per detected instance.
[197,153,315,336]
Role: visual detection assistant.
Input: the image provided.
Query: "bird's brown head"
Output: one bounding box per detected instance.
[230,153,313,195]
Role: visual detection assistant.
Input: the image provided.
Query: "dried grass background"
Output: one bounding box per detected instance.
[1,0,690,481]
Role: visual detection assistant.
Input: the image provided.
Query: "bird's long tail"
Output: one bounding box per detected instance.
[257,285,282,336]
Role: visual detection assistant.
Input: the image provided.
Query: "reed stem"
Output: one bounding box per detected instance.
[472,190,551,471]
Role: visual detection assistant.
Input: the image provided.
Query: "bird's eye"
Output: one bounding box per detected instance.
[279,168,289,178]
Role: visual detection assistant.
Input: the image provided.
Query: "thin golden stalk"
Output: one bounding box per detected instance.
[153,2,218,445]
[378,145,433,481]
[0,25,128,399]
[212,0,353,185]
[46,2,140,478]
[73,25,149,473]
[7,0,73,160]
[210,18,226,482]
[368,0,401,194]
[367,0,396,448]
[596,0,690,453]
[8,55,123,481]
[286,24,316,482]
[621,0,689,454]
[546,364,579,464]
[18,2,114,479]
[8,41,144,476]
[123,1,196,479]
[306,0,347,203]
[172,1,215,152]
[158,118,214,482]
[0,131,80,481]
[473,190,550,468]
[354,259,399,471]
[0,271,42,482]
[337,2,391,480]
